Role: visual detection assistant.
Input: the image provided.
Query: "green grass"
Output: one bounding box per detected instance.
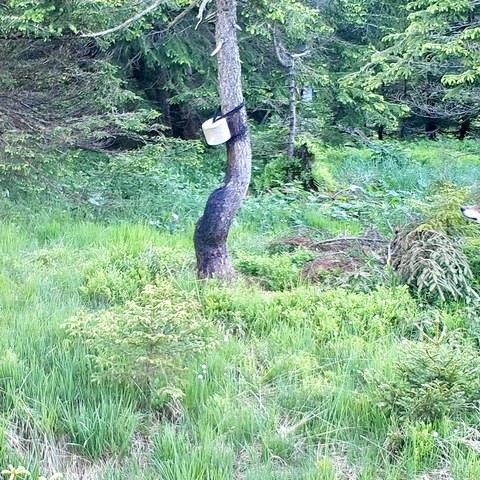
[1,139,480,479]
[0,215,478,479]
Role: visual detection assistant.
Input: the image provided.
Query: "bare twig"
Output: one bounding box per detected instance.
[195,0,210,29]
[338,125,375,147]
[312,237,387,249]
[80,0,166,38]
[167,1,198,30]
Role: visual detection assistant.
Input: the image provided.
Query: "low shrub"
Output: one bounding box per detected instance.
[204,283,420,341]
[369,331,480,422]
[418,182,473,235]
[79,246,193,304]
[251,125,289,168]
[64,282,217,401]
[234,250,314,291]
[295,138,338,192]
[256,154,291,189]
[391,228,478,305]
[370,142,409,166]
[0,465,62,480]
[384,423,441,473]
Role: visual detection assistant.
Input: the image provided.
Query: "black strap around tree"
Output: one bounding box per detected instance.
[213,102,248,145]
[213,101,245,122]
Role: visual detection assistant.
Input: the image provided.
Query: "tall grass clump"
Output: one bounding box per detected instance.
[79,245,194,305]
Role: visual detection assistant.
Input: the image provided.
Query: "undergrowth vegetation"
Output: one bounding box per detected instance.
[2,137,480,479]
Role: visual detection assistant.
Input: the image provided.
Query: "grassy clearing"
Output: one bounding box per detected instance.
[1,140,480,479]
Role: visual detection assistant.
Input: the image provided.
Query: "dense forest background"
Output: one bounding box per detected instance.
[2,0,480,193]
[2,1,480,479]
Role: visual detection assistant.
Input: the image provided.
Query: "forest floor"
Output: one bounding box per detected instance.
[1,139,480,479]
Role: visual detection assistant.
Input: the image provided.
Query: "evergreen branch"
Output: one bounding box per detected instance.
[80,0,167,38]
[168,0,198,30]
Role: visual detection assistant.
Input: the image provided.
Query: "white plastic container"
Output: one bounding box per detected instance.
[202,117,231,145]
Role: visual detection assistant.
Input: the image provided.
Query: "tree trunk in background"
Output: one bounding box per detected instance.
[377,125,384,140]
[458,119,470,140]
[287,62,296,182]
[194,0,252,280]
[273,34,308,183]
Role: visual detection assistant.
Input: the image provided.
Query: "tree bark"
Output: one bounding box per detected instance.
[377,125,384,140]
[458,119,470,140]
[273,33,308,182]
[287,62,296,182]
[193,0,252,280]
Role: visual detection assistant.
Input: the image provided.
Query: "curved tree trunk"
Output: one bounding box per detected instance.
[194,0,252,280]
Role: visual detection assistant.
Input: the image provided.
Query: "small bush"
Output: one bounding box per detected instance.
[311,162,338,193]
[80,246,193,304]
[370,331,480,422]
[370,142,409,166]
[401,423,439,472]
[79,253,151,304]
[0,466,62,480]
[256,154,291,189]
[261,433,295,461]
[65,282,217,399]
[251,125,289,168]
[385,423,440,472]
[418,182,473,235]
[296,138,338,191]
[391,228,478,304]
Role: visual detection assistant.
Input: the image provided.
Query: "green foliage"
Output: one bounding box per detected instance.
[370,328,480,422]
[380,0,480,87]
[370,142,409,166]
[80,249,153,305]
[151,425,234,479]
[338,73,409,132]
[298,138,338,192]
[389,182,480,305]
[391,228,479,304]
[417,182,474,235]
[256,154,290,189]
[261,432,295,461]
[363,0,480,132]
[234,250,314,291]
[301,210,362,234]
[0,40,161,187]
[463,238,480,284]
[204,283,419,340]
[64,282,217,397]
[80,246,193,305]
[311,162,338,192]
[0,465,61,480]
[384,422,441,473]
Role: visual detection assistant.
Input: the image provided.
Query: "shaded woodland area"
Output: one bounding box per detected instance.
[2,0,479,164]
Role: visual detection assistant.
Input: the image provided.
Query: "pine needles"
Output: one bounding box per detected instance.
[391,228,479,304]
